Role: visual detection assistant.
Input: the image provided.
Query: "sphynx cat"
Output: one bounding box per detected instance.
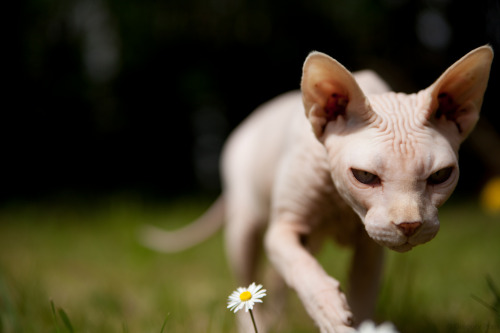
[141,46,493,332]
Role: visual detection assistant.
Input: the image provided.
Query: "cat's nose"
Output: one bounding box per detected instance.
[396,221,422,237]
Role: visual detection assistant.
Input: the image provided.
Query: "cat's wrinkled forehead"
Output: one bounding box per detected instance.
[367,91,429,123]
[364,91,434,156]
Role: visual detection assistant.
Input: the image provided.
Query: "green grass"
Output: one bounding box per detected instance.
[0,195,499,332]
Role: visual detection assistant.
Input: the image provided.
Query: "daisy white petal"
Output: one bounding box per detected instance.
[226,282,267,314]
[357,320,399,333]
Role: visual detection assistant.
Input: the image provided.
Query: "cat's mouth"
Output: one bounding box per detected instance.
[389,242,414,253]
[369,235,415,252]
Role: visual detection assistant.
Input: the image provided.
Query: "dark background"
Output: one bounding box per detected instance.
[5,0,500,202]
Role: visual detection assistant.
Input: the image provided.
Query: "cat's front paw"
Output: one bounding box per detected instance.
[300,277,355,332]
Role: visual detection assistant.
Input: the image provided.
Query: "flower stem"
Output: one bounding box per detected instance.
[249,309,259,333]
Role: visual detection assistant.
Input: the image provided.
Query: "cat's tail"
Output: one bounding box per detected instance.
[139,196,225,253]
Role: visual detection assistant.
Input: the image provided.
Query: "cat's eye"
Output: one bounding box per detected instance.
[427,167,453,185]
[351,169,381,185]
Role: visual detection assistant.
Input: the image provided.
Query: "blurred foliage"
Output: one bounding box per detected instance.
[6,0,500,201]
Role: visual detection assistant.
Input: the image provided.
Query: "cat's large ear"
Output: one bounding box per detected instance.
[301,52,374,139]
[426,45,493,142]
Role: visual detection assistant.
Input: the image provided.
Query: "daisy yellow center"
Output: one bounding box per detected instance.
[239,291,252,301]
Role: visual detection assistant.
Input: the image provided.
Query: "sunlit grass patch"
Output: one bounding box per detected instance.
[0,196,230,332]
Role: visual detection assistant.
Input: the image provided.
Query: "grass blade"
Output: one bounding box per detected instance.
[58,308,74,333]
[485,276,500,327]
[160,314,169,333]
[50,300,61,333]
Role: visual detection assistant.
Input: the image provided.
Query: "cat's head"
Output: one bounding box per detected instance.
[301,46,493,251]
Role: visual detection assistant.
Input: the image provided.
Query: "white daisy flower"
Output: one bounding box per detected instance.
[357,320,400,333]
[227,282,267,313]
